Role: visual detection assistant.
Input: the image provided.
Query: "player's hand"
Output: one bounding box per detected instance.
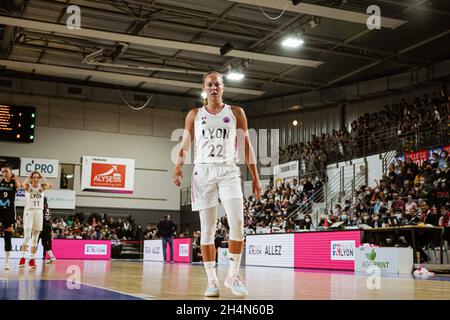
[252,178,262,200]
[172,165,183,187]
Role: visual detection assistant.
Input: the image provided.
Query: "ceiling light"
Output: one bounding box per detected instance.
[201,91,207,99]
[226,70,245,81]
[281,35,304,48]
[293,120,298,126]
[309,17,319,29]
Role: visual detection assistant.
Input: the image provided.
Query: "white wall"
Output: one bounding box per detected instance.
[0,91,188,211]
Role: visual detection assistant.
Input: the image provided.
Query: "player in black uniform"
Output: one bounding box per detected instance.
[40,197,56,263]
[0,165,21,270]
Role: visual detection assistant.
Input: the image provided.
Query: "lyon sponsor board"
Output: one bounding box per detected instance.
[330,240,356,261]
[143,240,164,261]
[81,156,135,194]
[50,240,111,260]
[245,234,294,268]
[165,238,192,263]
[294,231,361,270]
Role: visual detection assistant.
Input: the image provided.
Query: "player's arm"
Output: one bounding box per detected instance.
[22,173,31,191]
[172,108,197,187]
[233,106,262,199]
[41,174,53,190]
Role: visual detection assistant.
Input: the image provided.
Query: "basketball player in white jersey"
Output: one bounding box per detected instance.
[173,71,262,297]
[20,172,52,269]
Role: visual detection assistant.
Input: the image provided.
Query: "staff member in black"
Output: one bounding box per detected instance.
[40,197,56,264]
[157,215,177,263]
[0,165,21,270]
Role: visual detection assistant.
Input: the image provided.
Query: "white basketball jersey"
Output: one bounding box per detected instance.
[25,184,45,211]
[194,104,238,165]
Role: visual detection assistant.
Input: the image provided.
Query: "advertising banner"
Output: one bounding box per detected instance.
[165,238,192,263]
[0,238,44,259]
[50,240,111,260]
[81,156,135,194]
[273,161,299,189]
[245,234,295,268]
[294,230,361,271]
[20,158,59,178]
[143,239,164,262]
[404,149,429,166]
[16,189,76,209]
[355,246,413,274]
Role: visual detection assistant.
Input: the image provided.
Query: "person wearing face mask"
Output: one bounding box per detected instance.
[422,163,436,183]
[348,214,360,227]
[394,209,405,225]
[339,211,350,227]
[360,212,372,226]
[439,151,449,170]
[363,188,372,205]
[333,204,342,216]
[417,178,431,203]
[370,214,383,228]
[300,214,313,230]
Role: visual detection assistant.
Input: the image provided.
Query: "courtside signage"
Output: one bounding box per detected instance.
[0,238,43,259]
[84,244,108,255]
[179,243,189,257]
[245,234,294,267]
[81,156,135,194]
[331,240,356,261]
[143,240,164,261]
[20,158,59,178]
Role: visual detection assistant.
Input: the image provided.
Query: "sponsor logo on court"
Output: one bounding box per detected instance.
[85,244,108,255]
[90,163,126,188]
[248,244,262,255]
[330,240,355,261]
[179,244,189,257]
[144,245,161,254]
[360,247,390,270]
[248,245,282,256]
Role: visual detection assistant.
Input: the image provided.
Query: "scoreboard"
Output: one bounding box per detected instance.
[0,104,35,143]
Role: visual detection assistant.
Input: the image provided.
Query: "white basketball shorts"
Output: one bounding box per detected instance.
[23,209,44,232]
[191,164,243,211]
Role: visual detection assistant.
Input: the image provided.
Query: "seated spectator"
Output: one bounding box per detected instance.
[298,214,313,230]
[425,205,440,226]
[439,206,449,227]
[404,194,418,215]
[370,214,383,228]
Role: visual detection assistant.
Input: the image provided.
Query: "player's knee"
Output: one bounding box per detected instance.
[31,231,40,246]
[228,230,244,241]
[200,229,215,245]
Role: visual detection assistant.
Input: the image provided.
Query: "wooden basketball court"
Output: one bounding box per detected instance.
[1,260,450,300]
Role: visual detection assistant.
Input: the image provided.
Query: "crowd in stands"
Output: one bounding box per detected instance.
[14,214,138,241]
[211,150,449,238]
[279,93,449,170]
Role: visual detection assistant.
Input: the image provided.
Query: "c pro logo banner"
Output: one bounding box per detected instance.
[90,163,126,188]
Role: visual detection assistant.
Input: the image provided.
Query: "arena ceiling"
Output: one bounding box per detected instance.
[0,0,450,103]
